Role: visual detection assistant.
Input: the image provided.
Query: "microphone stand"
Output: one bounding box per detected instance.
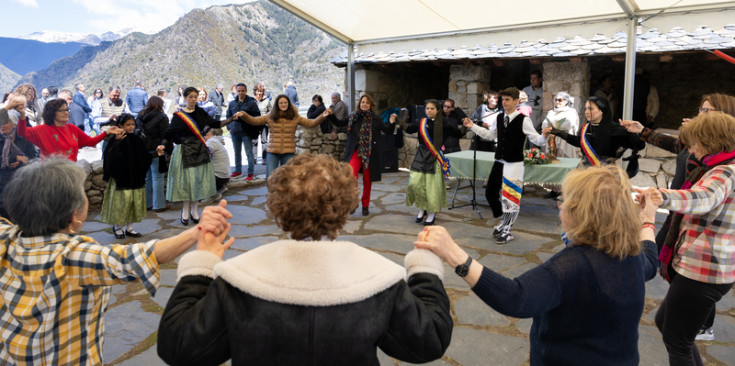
[449,119,482,219]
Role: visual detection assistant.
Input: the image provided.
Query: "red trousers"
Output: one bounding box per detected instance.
[348,150,371,208]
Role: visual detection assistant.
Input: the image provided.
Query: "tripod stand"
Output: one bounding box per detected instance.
[448,121,482,219]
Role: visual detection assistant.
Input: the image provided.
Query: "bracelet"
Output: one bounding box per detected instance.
[642,222,656,230]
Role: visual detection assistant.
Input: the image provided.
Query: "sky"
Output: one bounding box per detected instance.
[2,0,255,38]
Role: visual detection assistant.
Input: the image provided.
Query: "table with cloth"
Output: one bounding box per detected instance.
[444,150,581,206]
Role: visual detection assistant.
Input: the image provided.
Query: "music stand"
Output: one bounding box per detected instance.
[448,119,482,219]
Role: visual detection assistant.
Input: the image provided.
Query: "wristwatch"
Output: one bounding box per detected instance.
[454,256,473,277]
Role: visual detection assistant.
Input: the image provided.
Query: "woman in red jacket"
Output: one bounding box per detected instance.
[14,94,120,161]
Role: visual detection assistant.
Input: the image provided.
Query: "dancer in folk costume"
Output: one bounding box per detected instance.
[403,100,462,226]
[463,87,550,244]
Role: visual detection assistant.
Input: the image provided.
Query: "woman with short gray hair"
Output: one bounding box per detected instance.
[0,157,233,365]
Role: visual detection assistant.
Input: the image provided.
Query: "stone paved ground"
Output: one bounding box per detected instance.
[87,169,735,366]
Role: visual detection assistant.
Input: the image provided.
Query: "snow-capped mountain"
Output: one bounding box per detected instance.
[19,29,133,45]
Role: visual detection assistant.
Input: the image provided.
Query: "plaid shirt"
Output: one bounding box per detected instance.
[0,223,159,365]
[661,164,735,284]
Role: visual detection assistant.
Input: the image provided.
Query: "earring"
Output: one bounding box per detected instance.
[69,220,83,234]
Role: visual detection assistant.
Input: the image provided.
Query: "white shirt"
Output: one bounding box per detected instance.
[470,110,547,147]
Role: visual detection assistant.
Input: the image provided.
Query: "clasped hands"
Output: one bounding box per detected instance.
[195,200,236,258]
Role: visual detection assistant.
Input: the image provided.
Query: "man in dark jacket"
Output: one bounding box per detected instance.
[441,98,466,154]
[226,83,261,181]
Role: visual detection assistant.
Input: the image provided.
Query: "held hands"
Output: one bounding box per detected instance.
[413,226,464,266]
[620,119,644,134]
[8,155,27,168]
[389,113,397,124]
[321,108,332,117]
[681,118,691,126]
[633,187,664,222]
[106,126,124,137]
[462,118,474,128]
[156,145,165,156]
[4,95,26,112]
[542,127,553,137]
[196,200,235,258]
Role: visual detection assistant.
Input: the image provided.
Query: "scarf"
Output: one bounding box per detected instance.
[419,118,451,178]
[1,131,25,169]
[658,149,735,282]
[348,111,373,170]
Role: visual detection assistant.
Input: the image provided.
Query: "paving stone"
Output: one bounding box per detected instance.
[159,268,178,287]
[502,262,539,279]
[339,233,417,254]
[251,195,267,206]
[638,325,669,366]
[477,231,556,255]
[222,193,249,202]
[536,251,554,262]
[131,218,165,236]
[117,346,167,366]
[710,313,735,343]
[228,224,281,238]
[151,286,174,308]
[516,318,533,334]
[380,192,407,205]
[81,220,110,233]
[384,204,421,215]
[103,301,160,363]
[645,276,670,301]
[454,294,511,327]
[340,220,362,234]
[227,205,267,225]
[443,327,528,366]
[707,344,735,365]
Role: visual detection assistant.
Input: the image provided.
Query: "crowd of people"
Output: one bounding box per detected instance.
[0,73,733,366]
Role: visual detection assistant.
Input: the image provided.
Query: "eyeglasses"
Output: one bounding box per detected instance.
[443,105,452,108]
[556,196,564,209]
[699,107,717,113]
[555,98,565,102]
[57,108,70,112]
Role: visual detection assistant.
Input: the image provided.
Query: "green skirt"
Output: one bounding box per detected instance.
[405,162,446,212]
[166,145,217,202]
[101,178,146,225]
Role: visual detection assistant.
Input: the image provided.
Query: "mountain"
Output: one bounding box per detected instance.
[19,30,131,45]
[18,1,345,103]
[0,37,88,76]
[0,63,21,93]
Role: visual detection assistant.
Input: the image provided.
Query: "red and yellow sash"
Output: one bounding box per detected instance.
[175,109,211,155]
[580,123,602,166]
[419,118,451,178]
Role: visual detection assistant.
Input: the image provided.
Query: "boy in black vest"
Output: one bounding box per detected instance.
[463,87,549,244]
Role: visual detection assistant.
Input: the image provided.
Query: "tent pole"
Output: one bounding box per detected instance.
[347,43,356,112]
[622,16,637,121]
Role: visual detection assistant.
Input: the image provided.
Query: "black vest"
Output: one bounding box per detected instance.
[495,112,527,162]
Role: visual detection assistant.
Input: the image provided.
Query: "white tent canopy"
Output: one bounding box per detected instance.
[269,0,735,116]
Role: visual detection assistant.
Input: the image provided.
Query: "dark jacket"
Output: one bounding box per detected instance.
[406,117,461,173]
[162,107,221,167]
[333,111,392,181]
[158,241,452,366]
[307,104,326,119]
[69,102,86,129]
[0,133,37,218]
[226,96,261,139]
[102,132,152,189]
[552,121,645,164]
[495,112,528,162]
[136,110,170,151]
[442,108,467,154]
[472,241,658,366]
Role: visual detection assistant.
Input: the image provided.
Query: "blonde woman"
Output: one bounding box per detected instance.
[416,165,658,365]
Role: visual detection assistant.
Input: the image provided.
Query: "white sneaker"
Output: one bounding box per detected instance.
[695,327,715,341]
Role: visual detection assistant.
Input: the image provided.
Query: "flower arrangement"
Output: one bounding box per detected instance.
[523,147,551,166]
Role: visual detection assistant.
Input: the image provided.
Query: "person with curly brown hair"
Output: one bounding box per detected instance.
[158,153,453,365]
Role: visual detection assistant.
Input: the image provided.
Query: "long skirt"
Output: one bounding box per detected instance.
[101,178,146,225]
[405,162,446,212]
[166,145,216,202]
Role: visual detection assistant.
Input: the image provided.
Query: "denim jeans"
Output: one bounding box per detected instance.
[266,152,294,178]
[146,152,167,210]
[231,134,255,175]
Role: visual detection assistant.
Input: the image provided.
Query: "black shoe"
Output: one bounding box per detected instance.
[113,226,125,239]
[415,212,426,223]
[496,233,514,244]
[180,213,189,226]
[125,229,142,238]
[362,207,369,216]
[423,217,435,226]
[493,228,502,238]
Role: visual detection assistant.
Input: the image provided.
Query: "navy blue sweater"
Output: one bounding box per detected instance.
[472,240,658,365]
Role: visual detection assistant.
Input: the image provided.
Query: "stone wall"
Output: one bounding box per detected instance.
[295,125,346,160]
[77,159,107,208]
[542,61,590,122]
[448,65,491,113]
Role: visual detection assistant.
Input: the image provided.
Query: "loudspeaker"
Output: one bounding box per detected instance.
[407,104,426,124]
[380,131,398,172]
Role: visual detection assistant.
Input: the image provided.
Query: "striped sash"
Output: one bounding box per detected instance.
[419,118,450,177]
